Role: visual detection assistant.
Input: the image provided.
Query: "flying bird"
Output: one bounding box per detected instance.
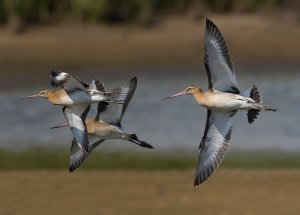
[164,18,277,186]
[22,71,125,158]
[52,77,153,172]
[22,71,123,105]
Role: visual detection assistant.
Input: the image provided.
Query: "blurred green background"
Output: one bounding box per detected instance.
[0,0,299,31]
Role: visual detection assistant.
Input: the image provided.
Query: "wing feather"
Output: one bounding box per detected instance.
[89,78,106,92]
[69,138,105,172]
[63,105,90,155]
[69,138,88,172]
[204,19,240,94]
[51,70,87,91]
[194,111,236,186]
[97,77,137,125]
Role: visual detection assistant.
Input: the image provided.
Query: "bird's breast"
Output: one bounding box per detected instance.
[203,93,246,112]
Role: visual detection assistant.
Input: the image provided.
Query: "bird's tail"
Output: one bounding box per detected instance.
[246,85,262,124]
[243,85,277,124]
[257,104,277,112]
[128,134,154,149]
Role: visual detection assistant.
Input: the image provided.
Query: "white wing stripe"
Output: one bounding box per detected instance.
[51,71,70,87]
[205,18,239,93]
[98,77,137,125]
[194,111,235,186]
[63,106,90,155]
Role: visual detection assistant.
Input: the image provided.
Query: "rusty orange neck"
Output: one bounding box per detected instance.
[192,88,206,105]
[47,89,67,105]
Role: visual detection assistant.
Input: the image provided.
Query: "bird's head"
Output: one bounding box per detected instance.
[163,85,202,100]
[22,89,52,99]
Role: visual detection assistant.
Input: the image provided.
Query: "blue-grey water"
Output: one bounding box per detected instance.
[0,67,299,152]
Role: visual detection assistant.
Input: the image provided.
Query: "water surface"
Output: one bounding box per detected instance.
[0,67,299,152]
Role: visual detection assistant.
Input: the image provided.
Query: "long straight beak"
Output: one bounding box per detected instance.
[50,124,69,129]
[21,94,39,99]
[163,91,187,100]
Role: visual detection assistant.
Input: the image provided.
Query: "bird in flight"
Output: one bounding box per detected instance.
[22,71,125,159]
[52,77,153,171]
[164,18,277,186]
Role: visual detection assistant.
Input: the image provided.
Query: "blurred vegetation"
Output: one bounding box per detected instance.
[0,149,299,170]
[0,0,298,32]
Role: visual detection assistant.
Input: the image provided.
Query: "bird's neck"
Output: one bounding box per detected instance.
[192,88,206,105]
[47,89,67,105]
[85,118,96,134]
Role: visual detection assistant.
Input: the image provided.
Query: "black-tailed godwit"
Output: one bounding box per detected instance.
[22,71,125,158]
[52,77,153,171]
[164,18,277,186]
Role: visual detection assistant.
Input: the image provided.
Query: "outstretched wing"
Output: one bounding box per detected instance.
[51,71,69,87]
[194,111,236,186]
[88,78,106,92]
[69,139,105,172]
[63,105,90,156]
[97,77,137,126]
[69,138,88,172]
[51,70,87,91]
[204,18,239,94]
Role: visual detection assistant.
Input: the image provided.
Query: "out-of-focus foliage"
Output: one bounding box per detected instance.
[205,0,282,13]
[0,149,300,170]
[0,0,298,27]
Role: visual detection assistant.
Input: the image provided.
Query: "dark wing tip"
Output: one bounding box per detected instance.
[81,81,89,89]
[205,17,235,74]
[113,76,137,107]
[129,77,137,88]
[140,141,154,149]
[69,164,76,172]
[51,70,59,76]
[247,109,260,124]
[92,78,106,92]
[51,70,60,87]
[250,85,262,103]
[205,18,224,46]
[205,17,213,26]
[51,70,69,87]
[131,76,137,83]
[97,101,109,114]
[194,142,229,186]
[69,142,89,172]
[69,153,87,172]
[205,18,217,33]
[205,18,222,39]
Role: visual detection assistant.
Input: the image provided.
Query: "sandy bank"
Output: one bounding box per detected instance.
[1,169,300,215]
